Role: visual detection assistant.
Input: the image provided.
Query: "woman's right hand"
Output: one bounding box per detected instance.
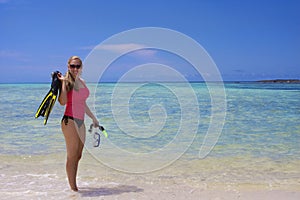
[57,72,66,82]
[57,72,68,105]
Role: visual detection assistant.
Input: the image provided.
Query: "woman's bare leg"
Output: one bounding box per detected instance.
[77,124,86,160]
[61,120,86,191]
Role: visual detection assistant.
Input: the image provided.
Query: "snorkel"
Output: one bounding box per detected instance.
[88,124,108,147]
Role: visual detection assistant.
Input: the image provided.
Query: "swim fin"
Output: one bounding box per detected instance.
[35,71,62,125]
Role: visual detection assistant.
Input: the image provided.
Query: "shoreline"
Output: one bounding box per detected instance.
[1,153,300,199]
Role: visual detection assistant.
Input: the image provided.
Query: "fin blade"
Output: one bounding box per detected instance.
[43,95,57,125]
[35,91,53,118]
[102,130,108,138]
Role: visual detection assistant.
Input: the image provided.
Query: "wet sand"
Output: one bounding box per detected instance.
[1,152,300,200]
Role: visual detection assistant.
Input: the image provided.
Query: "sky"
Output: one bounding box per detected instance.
[0,0,299,83]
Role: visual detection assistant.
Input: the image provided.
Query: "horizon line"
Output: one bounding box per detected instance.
[1,79,299,85]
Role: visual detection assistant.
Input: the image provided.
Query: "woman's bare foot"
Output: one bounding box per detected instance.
[71,186,78,192]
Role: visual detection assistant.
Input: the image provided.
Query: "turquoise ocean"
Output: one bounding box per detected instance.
[0,82,299,199]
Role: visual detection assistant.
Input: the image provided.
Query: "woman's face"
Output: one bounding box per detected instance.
[68,59,82,78]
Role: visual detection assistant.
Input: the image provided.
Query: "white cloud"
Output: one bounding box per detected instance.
[78,45,96,51]
[118,63,188,82]
[81,43,158,58]
[131,49,157,57]
[96,43,146,53]
[0,0,11,3]
[0,50,30,62]
[0,50,22,58]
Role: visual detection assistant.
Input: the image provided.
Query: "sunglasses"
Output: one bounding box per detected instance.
[70,64,81,69]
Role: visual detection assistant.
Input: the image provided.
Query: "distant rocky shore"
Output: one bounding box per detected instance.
[256,79,300,83]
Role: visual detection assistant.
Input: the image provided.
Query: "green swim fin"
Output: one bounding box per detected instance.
[99,126,108,138]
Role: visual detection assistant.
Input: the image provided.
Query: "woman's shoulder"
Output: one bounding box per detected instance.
[79,77,86,83]
[79,78,88,88]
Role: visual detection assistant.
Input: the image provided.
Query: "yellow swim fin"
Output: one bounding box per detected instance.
[35,71,61,125]
[35,91,53,118]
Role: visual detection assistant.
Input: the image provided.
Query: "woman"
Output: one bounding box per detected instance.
[58,56,99,191]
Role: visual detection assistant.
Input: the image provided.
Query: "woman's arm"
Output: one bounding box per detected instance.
[81,78,99,126]
[85,102,99,126]
[58,74,68,105]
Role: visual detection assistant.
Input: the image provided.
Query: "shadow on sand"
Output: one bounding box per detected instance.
[79,184,144,197]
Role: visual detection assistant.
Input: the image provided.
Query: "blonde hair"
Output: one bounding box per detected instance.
[65,56,82,91]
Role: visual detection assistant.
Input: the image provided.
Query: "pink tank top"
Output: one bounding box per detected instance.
[64,84,90,120]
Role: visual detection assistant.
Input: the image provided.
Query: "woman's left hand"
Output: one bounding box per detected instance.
[93,119,99,128]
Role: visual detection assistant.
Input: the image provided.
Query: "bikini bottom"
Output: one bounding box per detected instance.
[62,115,84,128]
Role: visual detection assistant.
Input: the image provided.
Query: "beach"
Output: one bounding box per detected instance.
[1,153,300,199]
[0,82,300,199]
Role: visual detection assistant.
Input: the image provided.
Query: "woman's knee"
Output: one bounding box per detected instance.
[67,154,78,163]
[77,153,82,161]
[68,151,82,159]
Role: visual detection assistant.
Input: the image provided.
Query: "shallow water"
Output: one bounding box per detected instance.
[0,82,299,199]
